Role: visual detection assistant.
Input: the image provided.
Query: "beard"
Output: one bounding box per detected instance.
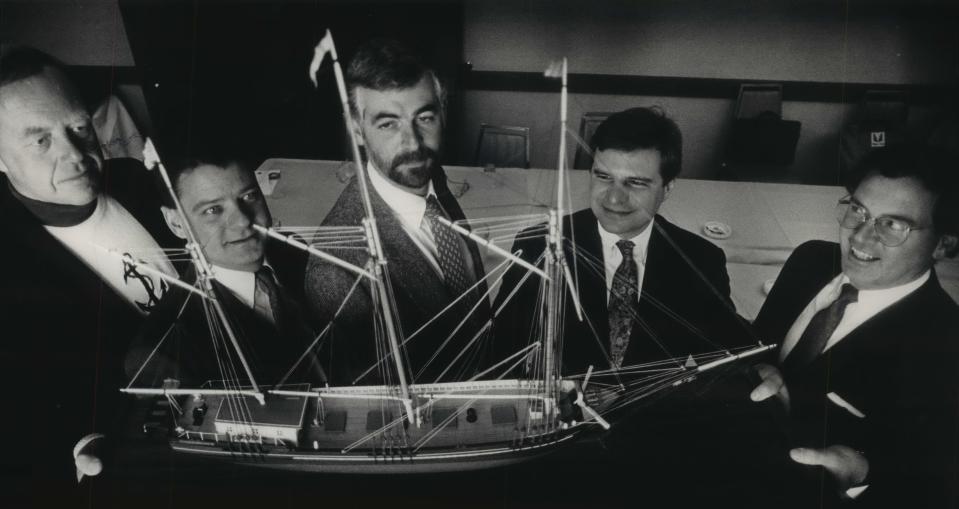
[384,147,437,189]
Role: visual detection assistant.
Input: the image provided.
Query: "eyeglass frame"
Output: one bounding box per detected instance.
[835,196,928,247]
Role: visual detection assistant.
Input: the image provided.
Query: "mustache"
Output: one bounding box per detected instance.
[390,147,437,170]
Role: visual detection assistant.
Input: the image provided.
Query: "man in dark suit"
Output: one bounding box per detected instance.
[495,107,751,377]
[127,153,325,390]
[304,39,491,386]
[0,48,178,503]
[750,144,959,507]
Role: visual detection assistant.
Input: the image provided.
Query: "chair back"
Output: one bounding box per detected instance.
[474,123,530,169]
[573,112,613,169]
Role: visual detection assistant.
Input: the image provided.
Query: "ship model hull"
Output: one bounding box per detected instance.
[158,379,590,474]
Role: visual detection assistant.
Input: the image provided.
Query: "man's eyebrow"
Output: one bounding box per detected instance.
[191,196,224,213]
[371,111,399,123]
[21,126,47,137]
[850,196,919,224]
[415,103,439,116]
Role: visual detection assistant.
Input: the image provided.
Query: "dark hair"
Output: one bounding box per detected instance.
[156,145,258,209]
[846,143,959,254]
[590,107,683,184]
[345,38,444,117]
[0,46,69,89]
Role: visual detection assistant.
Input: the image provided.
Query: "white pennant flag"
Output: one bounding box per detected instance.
[309,29,336,87]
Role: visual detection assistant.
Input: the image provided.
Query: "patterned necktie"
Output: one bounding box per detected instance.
[608,240,638,369]
[424,195,471,295]
[253,266,281,326]
[783,283,859,375]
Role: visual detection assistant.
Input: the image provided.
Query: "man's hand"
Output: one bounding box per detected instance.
[790,445,869,498]
[749,363,790,409]
[73,433,105,482]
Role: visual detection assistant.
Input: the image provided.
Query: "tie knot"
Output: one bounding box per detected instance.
[616,239,635,258]
[837,283,858,305]
[425,194,444,219]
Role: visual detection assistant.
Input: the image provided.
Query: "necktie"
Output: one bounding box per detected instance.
[782,283,858,375]
[424,195,471,296]
[608,240,638,369]
[253,266,281,326]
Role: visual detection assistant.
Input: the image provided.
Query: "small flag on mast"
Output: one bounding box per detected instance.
[309,29,336,87]
[544,59,564,79]
[142,138,160,171]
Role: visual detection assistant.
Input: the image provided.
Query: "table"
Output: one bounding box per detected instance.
[258,159,959,319]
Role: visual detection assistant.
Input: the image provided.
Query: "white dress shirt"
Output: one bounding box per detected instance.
[211,264,258,309]
[596,220,654,303]
[778,270,930,362]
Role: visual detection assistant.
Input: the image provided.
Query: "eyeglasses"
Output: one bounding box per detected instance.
[835,197,924,247]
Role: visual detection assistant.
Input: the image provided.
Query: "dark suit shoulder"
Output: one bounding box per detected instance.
[321,178,364,227]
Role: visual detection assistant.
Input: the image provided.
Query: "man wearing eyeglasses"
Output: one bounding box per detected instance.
[749,144,959,507]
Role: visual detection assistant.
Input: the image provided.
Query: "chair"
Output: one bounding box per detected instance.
[573,112,612,169]
[473,123,530,169]
[735,83,782,119]
[721,83,801,180]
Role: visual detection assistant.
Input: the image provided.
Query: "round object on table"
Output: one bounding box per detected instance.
[702,221,732,239]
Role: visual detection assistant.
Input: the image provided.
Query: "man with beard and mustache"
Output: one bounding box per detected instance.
[304,39,491,386]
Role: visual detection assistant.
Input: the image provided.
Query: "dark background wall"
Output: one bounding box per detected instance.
[456,0,959,181]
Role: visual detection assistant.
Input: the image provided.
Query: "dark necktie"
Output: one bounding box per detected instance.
[424,195,471,296]
[782,283,859,375]
[253,266,281,326]
[608,240,638,369]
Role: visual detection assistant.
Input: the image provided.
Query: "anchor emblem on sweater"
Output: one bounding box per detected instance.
[122,253,168,312]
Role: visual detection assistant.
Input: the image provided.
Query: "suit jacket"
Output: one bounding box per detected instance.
[753,240,959,508]
[495,208,752,376]
[127,239,325,389]
[304,168,491,386]
[0,158,180,499]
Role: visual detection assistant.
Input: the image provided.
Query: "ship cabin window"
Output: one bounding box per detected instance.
[431,408,458,429]
[491,405,517,426]
[366,410,393,431]
[325,411,347,432]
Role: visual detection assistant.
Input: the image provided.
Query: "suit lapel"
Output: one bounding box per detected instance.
[566,210,612,367]
[367,180,452,321]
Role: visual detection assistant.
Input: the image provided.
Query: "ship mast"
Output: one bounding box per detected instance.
[310,30,416,424]
[143,140,265,403]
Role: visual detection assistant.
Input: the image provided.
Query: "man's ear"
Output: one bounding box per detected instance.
[350,116,365,146]
[161,206,188,241]
[933,234,959,260]
[663,179,675,200]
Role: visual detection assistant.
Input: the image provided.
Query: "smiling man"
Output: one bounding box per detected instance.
[496,107,748,375]
[304,39,491,386]
[127,151,325,390]
[751,144,959,507]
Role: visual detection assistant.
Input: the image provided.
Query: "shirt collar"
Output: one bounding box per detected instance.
[211,263,270,309]
[833,269,930,309]
[596,218,654,263]
[367,162,436,230]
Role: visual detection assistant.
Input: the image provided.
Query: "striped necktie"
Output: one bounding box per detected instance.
[783,283,859,375]
[253,266,281,326]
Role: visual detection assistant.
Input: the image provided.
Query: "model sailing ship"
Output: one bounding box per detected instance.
[121,30,773,474]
